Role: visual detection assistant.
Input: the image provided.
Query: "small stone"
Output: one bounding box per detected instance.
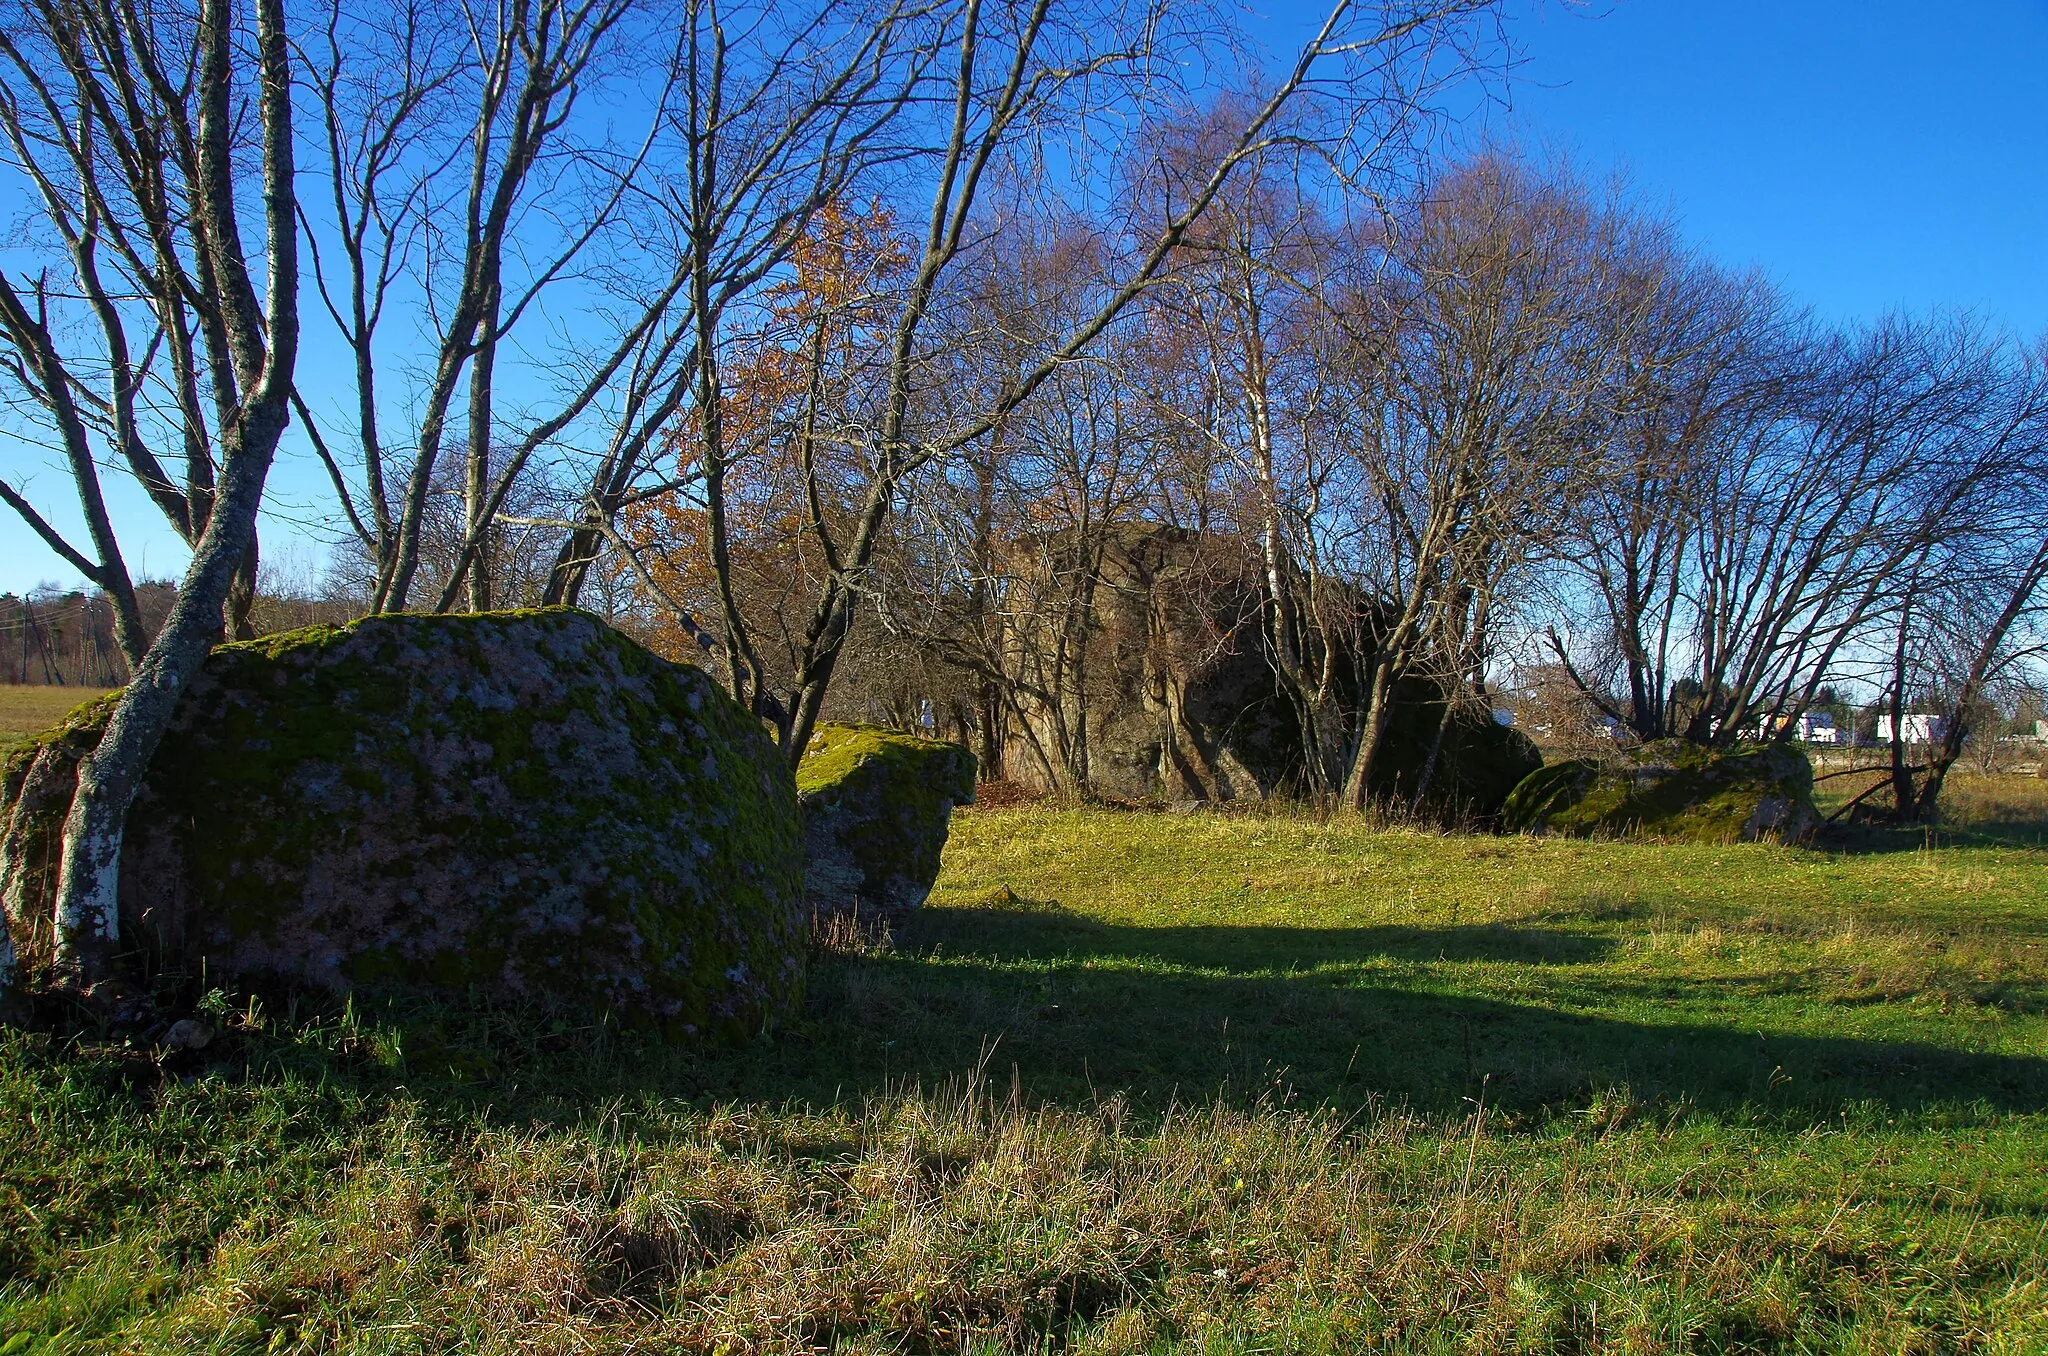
[164,1019,214,1051]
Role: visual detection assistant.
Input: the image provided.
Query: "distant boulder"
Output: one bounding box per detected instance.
[797,723,976,922]
[1502,739,1819,845]
[1498,760,1602,834]
[991,524,1538,816]
[0,610,805,1037]
[1356,677,1544,820]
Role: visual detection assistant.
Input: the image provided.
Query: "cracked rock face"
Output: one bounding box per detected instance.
[1501,739,1820,845]
[0,609,805,1038]
[796,724,977,924]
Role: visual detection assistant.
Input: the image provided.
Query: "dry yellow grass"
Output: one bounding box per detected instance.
[77,1080,2047,1354]
[1811,762,2048,836]
[1928,768,2048,836]
[0,682,112,754]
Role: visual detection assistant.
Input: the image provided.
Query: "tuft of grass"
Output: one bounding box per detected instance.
[3,802,2047,1351]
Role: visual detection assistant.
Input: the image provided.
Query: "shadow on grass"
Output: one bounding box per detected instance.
[1827,822,2048,856]
[170,903,2048,1136]
[913,898,1618,969]
[1958,818,2048,849]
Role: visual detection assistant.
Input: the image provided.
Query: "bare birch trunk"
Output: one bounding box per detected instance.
[1344,672,1387,808]
[53,426,296,987]
[41,0,297,993]
[1409,687,1457,813]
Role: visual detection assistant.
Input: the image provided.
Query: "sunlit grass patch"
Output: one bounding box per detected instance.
[3,803,2046,1351]
[0,683,114,754]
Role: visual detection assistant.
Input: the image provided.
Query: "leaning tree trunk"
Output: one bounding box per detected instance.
[1344,651,1404,810]
[1408,686,1458,814]
[33,0,298,995]
[51,451,288,984]
[229,534,262,639]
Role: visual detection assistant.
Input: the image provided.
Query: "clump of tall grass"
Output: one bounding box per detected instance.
[43,1072,2033,1354]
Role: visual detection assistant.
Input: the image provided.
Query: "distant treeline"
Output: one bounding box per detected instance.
[2,586,358,687]
[0,587,173,687]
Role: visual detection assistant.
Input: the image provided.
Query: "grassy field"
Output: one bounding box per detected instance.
[0,685,113,756]
[2,784,2047,1352]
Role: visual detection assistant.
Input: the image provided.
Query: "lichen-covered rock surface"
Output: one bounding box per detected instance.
[796,723,976,922]
[1501,738,1819,845]
[0,609,805,1037]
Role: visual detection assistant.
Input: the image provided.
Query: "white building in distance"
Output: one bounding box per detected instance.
[1876,713,1947,745]
[1750,711,1840,743]
[1794,711,1840,744]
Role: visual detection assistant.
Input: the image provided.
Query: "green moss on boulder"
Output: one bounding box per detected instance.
[0,610,805,1037]
[1499,759,1599,835]
[1501,739,1818,845]
[796,723,976,921]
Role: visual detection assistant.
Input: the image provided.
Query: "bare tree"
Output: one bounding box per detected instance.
[636,0,1507,766]
[296,0,697,615]
[1137,120,1366,799]
[0,0,294,649]
[941,346,1180,794]
[1547,307,2036,762]
[1539,238,1784,742]
[1676,320,2003,744]
[1330,155,1619,807]
[1868,347,2048,820]
[0,0,298,993]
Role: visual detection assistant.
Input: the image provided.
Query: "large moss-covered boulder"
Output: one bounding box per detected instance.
[0,610,805,1037]
[1501,739,1819,845]
[994,525,1542,817]
[796,723,976,922]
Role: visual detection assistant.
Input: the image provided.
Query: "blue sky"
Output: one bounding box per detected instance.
[4,0,2045,596]
[1462,0,2047,334]
[1248,0,2048,337]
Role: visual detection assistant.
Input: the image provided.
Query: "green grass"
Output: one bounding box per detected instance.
[3,790,2047,1352]
[0,685,113,755]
